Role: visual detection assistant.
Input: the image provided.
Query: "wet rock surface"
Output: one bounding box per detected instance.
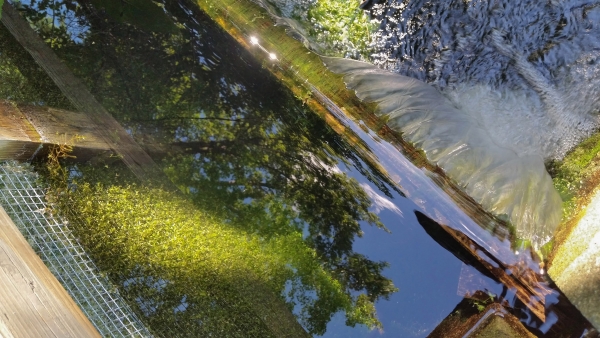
[550,189,600,330]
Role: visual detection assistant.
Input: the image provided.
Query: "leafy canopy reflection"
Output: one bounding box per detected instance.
[14,0,401,334]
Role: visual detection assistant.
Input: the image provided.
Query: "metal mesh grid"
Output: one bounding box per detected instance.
[0,161,153,337]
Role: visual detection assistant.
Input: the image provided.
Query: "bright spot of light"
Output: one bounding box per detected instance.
[515,250,519,255]
[540,268,545,275]
[250,36,258,45]
[269,53,277,60]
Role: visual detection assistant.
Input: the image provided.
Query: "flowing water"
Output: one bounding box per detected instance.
[365,0,600,161]
[257,0,600,248]
[0,0,597,336]
[365,0,600,246]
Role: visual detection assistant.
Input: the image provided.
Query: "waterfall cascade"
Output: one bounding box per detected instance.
[322,56,563,247]
[253,0,600,247]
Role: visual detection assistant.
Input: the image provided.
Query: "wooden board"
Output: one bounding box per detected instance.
[0,205,100,337]
[0,101,112,161]
[0,101,41,160]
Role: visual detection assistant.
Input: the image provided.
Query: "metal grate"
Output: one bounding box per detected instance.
[0,161,153,337]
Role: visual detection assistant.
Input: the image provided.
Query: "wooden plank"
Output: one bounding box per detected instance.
[0,101,112,161]
[0,205,100,337]
[0,2,162,181]
[444,224,550,321]
[0,101,38,141]
[0,101,41,160]
[0,245,61,338]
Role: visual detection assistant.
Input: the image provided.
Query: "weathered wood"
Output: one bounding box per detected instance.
[0,101,112,161]
[0,2,161,180]
[0,205,100,337]
[445,224,551,321]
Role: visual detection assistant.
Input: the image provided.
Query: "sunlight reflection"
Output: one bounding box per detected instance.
[248,35,277,62]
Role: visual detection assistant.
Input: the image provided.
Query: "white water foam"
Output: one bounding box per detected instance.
[322,56,563,247]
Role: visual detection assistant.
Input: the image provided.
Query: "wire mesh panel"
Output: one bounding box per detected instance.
[0,161,153,338]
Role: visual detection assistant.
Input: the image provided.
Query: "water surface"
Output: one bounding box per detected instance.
[0,0,595,336]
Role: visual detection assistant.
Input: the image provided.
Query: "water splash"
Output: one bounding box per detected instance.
[350,0,600,246]
[366,0,600,158]
[487,29,596,158]
[322,56,562,247]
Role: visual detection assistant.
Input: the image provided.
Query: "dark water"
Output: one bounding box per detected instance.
[0,0,595,336]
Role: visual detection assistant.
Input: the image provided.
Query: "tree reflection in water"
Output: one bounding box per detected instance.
[4,0,405,335]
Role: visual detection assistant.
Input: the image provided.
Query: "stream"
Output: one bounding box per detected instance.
[0,0,597,336]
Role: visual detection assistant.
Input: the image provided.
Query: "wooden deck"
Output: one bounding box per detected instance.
[0,205,100,337]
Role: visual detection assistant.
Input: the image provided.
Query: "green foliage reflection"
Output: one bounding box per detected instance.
[45,160,386,336]
[0,25,73,108]
[13,0,400,334]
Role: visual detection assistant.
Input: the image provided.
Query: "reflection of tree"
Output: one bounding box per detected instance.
[16,0,399,334]
[160,116,397,333]
[0,24,72,108]
[48,173,317,337]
